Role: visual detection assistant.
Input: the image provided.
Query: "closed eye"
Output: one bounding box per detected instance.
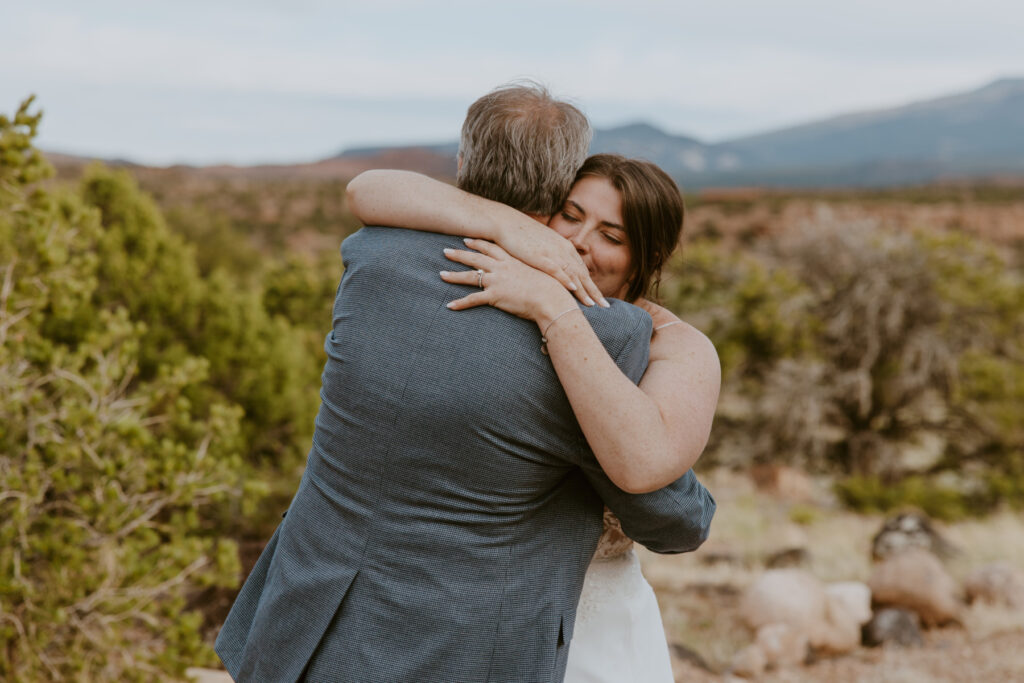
[561,211,581,223]
[603,231,624,245]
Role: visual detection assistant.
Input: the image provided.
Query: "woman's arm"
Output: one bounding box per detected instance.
[346,170,606,307]
[541,302,720,493]
[445,239,721,494]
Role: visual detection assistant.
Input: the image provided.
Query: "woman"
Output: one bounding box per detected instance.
[346,154,720,681]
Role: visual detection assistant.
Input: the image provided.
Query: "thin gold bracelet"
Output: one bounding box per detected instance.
[540,306,581,356]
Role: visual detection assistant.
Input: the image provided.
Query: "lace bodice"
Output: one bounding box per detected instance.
[593,508,634,560]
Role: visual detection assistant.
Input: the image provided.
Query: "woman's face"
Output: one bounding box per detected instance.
[548,176,633,300]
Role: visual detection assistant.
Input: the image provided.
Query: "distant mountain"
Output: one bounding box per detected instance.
[331,141,459,178]
[721,77,1024,185]
[330,122,747,184]
[331,77,1024,188]
[590,123,744,176]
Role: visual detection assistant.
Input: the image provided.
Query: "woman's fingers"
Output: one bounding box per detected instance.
[538,257,581,294]
[463,237,509,260]
[446,291,491,310]
[443,248,492,270]
[560,263,599,307]
[569,275,595,306]
[582,274,608,308]
[439,269,483,287]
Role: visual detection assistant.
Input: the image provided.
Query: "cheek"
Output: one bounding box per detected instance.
[547,217,573,240]
[593,245,632,288]
[610,245,633,277]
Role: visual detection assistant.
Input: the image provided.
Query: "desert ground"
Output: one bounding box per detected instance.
[186,468,1024,682]
[649,469,1024,682]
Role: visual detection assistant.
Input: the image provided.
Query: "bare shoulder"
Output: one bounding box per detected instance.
[638,301,719,371]
[652,319,719,369]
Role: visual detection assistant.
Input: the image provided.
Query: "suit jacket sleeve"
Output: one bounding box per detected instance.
[576,308,716,555]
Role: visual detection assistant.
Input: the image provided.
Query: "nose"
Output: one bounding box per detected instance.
[568,225,592,254]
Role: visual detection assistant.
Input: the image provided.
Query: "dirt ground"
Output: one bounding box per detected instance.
[641,469,1024,682]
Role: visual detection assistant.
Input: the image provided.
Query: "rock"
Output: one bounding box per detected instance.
[738,571,882,663]
[730,623,810,676]
[869,548,962,626]
[755,622,809,667]
[871,512,958,561]
[766,547,810,569]
[810,582,874,655]
[730,643,767,678]
[862,607,924,647]
[765,525,810,568]
[826,581,873,627]
[738,569,869,657]
[964,562,1024,609]
[740,569,828,632]
[699,550,745,567]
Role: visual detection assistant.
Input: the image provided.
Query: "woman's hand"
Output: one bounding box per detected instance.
[495,222,609,309]
[440,238,579,325]
[347,169,605,308]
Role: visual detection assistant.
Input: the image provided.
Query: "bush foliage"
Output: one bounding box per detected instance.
[667,211,1024,515]
[0,98,339,679]
[0,99,247,679]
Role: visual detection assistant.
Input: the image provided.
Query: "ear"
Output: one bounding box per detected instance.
[457,153,463,173]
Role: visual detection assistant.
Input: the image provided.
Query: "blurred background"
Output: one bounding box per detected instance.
[2,2,1022,680]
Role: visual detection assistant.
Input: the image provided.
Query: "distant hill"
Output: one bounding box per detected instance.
[719,77,1024,186]
[590,123,744,177]
[330,77,1024,188]
[48,77,1024,189]
[329,121,744,184]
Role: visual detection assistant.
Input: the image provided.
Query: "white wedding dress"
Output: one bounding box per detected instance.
[564,509,675,682]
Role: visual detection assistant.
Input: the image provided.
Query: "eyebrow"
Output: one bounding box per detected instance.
[566,200,626,232]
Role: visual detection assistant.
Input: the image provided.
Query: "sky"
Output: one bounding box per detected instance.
[3,0,1022,165]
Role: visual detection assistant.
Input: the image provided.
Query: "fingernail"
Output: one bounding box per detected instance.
[443,248,453,254]
[584,296,595,306]
[463,237,472,244]
[440,271,449,276]
[600,298,610,308]
[568,282,577,291]
[446,302,456,309]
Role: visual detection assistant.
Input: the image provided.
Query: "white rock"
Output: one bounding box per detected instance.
[812,584,868,654]
[755,622,809,667]
[739,569,827,632]
[826,581,873,626]
[730,643,767,678]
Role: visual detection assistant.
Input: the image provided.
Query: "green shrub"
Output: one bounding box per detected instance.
[75,164,324,470]
[681,218,1022,490]
[788,503,820,526]
[1,98,244,680]
[834,476,973,521]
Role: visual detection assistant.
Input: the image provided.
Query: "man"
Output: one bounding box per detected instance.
[215,83,714,682]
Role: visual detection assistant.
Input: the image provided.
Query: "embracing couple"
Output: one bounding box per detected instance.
[215,82,720,682]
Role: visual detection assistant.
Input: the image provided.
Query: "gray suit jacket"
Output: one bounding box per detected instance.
[215,227,715,682]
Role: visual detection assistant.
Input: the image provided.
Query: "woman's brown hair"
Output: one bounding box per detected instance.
[573,154,684,302]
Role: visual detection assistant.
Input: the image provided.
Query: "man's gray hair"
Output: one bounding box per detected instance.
[457,81,591,217]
